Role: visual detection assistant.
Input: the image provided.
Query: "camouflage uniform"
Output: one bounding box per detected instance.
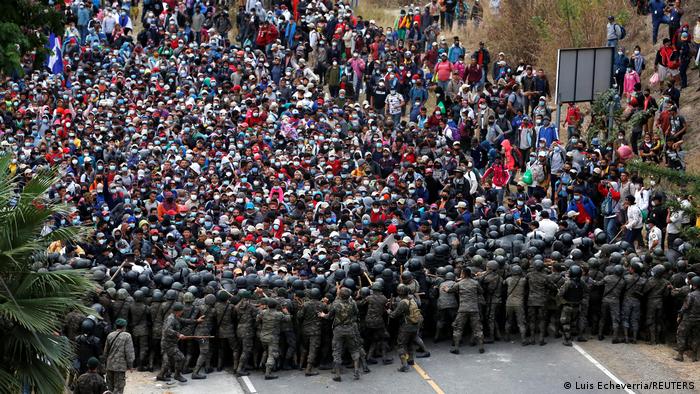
[597,274,625,341]
[159,312,197,381]
[234,297,258,375]
[150,300,174,369]
[644,275,670,344]
[435,278,457,342]
[192,298,217,377]
[298,297,326,374]
[389,295,422,371]
[328,294,362,381]
[127,301,150,369]
[504,275,527,343]
[72,371,107,394]
[479,271,503,342]
[558,278,588,346]
[675,288,700,361]
[103,330,135,394]
[214,299,239,371]
[448,277,484,352]
[621,272,646,342]
[525,270,555,344]
[358,291,390,362]
[257,303,291,378]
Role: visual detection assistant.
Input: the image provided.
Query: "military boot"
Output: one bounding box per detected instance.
[305,363,319,376]
[366,344,377,364]
[563,334,572,347]
[233,352,240,372]
[332,363,342,382]
[182,354,193,374]
[173,368,187,383]
[520,333,529,346]
[217,354,224,372]
[264,365,278,380]
[236,353,249,376]
[353,359,361,380]
[361,357,370,373]
[397,354,410,372]
[623,328,629,344]
[611,328,623,344]
[630,329,638,344]
[478,338,485,353]
[450,338,460,354]
[156,371,171,382]
[674,350,684,362]
[191,366,206,380]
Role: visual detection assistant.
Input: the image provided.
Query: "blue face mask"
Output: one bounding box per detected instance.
[573,195,581,201]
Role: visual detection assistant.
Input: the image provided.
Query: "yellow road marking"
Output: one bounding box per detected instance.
[413,362,446,394]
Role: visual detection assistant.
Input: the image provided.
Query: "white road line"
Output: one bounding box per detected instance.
[241,376,257,393]
[573,343,636,394]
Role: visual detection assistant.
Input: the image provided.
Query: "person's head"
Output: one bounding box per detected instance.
[115,318,127,330]
[87,357,100,371]
[625,195,635,207]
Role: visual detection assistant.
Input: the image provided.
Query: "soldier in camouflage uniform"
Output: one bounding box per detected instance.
[214,290,239,372]
[526,260,555,345]
[150,290,173,371]
[479,261,503,343]
[674,276,700,361]
[621,263,646,343]
[321,287,361,382]
[297,287,326,376]
[584,259,605,341]
[257,297,291,380]
[274,287,298,370]
[389,284,423,372]
[127,290,150,370]
[180,292,198,374]
[158,302,202,383]
[435,272,458,343]
[643,264,671,344]
[234,289,258,376]
[449,268,485,354]
[103,318,134,394]
[111,289,130,326]
[191,294,217,379]
[358,282,392,365]
[596,265,625,343]
[72,357,107,394]
[546,264,567,339]
[558,266,587,346]
[504,265,528,345]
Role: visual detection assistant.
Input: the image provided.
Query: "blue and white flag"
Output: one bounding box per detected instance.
[46,32,64,75]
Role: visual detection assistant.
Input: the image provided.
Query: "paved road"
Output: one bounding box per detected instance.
[243,341,630,394]
[125,369,245,394]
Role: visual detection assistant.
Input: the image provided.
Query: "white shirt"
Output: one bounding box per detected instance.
[647,226,662,250]
[539,218,559,238]
[625,203,643,229]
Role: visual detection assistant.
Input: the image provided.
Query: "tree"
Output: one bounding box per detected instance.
[626,158,700,263]
[0,0,66,75]
[0,154,93,393]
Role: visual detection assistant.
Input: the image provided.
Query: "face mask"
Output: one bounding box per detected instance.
[574,195,581,201]
[439,214,446,219]
[151,236,159,241]
[517,201,524,206]
[372,208,380,213]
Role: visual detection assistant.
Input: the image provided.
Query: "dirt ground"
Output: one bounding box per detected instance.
[580,340,700,394]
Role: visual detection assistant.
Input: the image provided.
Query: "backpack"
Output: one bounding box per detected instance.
[405,298,423,325]
[602,190,616,216]
[615,24,627,40]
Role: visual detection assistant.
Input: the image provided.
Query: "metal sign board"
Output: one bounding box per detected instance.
[555,47,614,104]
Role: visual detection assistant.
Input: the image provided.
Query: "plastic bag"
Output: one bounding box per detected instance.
[649,72,659,86]
[522,169,533,185]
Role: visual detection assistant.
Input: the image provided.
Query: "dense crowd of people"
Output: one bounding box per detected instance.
[3,0,700,392]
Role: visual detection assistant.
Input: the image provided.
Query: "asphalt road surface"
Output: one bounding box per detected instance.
[241,341,632,394]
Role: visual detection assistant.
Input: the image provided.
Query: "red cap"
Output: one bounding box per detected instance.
[387,224,397,234]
